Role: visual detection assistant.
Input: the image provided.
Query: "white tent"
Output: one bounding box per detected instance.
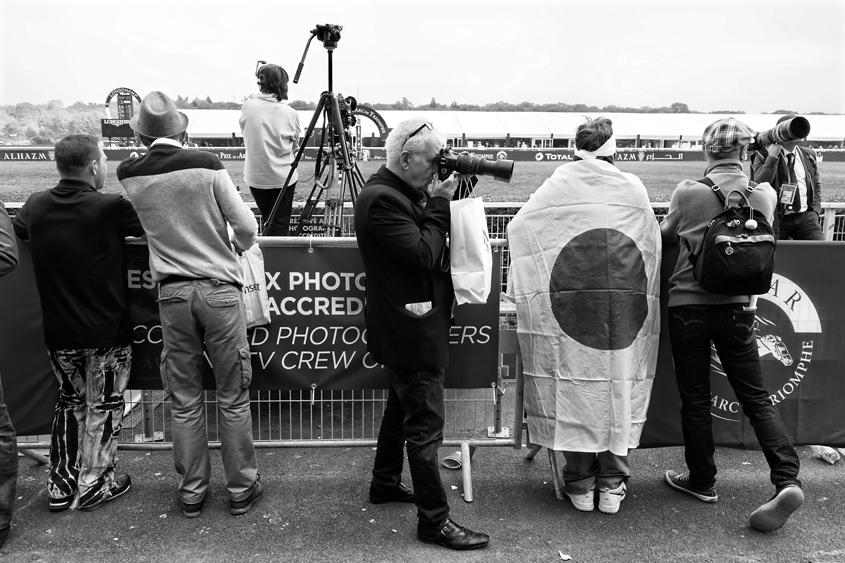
[180,109,845,144]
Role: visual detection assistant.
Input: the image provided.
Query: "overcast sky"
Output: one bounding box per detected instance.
[1,0,843,114]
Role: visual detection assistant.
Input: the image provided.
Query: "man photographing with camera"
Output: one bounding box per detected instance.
[354,118,490,551]
[750,115,823,240]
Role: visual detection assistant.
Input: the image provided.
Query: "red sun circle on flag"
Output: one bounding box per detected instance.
[549,228,649,350]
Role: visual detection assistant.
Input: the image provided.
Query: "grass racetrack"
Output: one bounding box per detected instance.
[3,159,845,205]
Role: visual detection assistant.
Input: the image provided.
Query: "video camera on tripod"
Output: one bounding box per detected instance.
[262,23,366,237]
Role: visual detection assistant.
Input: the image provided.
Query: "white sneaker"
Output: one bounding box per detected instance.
[598,483,627,514]
[564,486,595,512]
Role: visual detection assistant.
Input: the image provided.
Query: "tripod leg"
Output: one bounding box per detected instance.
[293,95,339,235]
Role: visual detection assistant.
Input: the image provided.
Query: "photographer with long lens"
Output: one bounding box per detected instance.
[750,115,823,240]
[354,118,489,551]
[240,62,301,235]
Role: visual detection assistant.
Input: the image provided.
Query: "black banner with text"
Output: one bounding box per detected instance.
[1,241,842,447]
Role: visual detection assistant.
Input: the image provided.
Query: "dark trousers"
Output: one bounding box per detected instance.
[371,367,449,529]
[250,183,296,236]
[0,377,17,531]
[668,304,801,491]
[776,210,824,240]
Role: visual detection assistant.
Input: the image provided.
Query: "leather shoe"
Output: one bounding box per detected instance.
[418,518,490,550]
[230,479,263,516]
[182,495,206,518]
[369,482,415,504]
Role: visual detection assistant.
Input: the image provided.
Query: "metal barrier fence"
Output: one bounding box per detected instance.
[119,385,517,450]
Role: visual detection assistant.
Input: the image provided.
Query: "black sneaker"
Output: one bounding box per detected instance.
[749,485,804,532]
[78,474,131,512]
[230,480,263,516]
[48,494,74,512]
[664,470,718,503]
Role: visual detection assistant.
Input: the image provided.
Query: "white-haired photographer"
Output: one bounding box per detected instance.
[354,117,489,551]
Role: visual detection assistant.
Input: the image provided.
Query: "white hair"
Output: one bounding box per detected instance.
[385,117,445,165]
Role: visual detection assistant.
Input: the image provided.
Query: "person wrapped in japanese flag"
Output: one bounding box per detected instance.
[507,117,661,515]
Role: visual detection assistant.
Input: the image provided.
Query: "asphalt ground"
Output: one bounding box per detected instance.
[1,443,842,563]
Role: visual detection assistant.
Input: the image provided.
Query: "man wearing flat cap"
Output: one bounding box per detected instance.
[660,117,803,533]
[750,115,823,240]
[118,91,262,518]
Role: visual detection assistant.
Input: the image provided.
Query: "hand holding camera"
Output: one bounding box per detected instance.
[429,172,460,201]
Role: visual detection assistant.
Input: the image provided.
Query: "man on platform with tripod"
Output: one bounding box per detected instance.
[354,118,490,551]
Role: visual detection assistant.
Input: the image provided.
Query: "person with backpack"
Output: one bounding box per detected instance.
[660,118,804,532]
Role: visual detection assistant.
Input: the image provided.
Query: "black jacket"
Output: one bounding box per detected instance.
[353,166,453,370]
[750,145,821,216]
[13,179,143,348]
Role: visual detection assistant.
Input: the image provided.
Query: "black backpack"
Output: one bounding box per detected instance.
[685,177,776,295]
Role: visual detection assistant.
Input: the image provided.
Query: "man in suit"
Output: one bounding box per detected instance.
[750,115,823,240]
[353,118,489,551]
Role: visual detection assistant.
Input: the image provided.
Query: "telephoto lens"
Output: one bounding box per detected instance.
[438,150,514,182]
[752,116,810,149]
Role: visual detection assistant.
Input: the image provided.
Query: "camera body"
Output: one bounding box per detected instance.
[751,116,811,151]
[313,24,342,49]
[437,149,514,183]
[335,94,357,129]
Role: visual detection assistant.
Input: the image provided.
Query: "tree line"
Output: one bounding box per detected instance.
[1,98,810,145]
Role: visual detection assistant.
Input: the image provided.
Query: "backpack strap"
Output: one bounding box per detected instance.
[699,176,756,204]
[698,177,727,206]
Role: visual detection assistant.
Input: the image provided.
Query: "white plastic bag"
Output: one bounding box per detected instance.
[239,244,271,328]
[450,197,492,305]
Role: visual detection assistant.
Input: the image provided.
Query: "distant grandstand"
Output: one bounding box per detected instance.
[149,109,845,150]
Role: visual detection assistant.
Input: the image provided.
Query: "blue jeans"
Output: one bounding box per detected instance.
[0,376,16,531]
[668,304,801,490]
[47,345,131,506]
[371,367,449,529]
[563,451,629,494]
[158,279,257,503]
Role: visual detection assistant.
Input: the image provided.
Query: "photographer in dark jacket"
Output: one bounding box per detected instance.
[354,118,489,551]
[0,199,18,548]
[750,115,823,240]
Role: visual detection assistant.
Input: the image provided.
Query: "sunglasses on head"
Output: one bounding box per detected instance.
[401,122,433,151]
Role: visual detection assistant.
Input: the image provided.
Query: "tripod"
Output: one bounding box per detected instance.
[264,24,365,237]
